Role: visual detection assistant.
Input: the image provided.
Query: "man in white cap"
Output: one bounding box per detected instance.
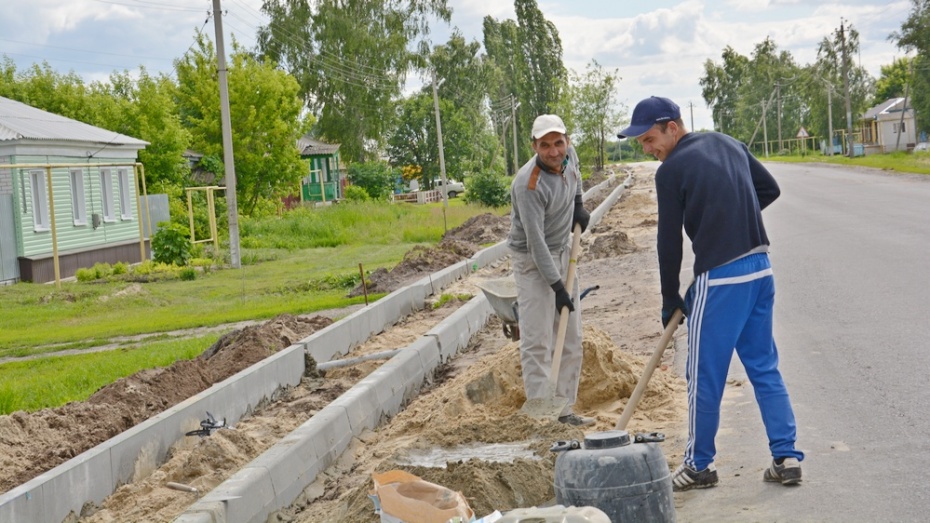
[507,114,592,426]
[617,96,804,491]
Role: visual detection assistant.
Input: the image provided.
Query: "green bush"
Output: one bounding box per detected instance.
[152,222,192,266]
[343,185,371,203]
[92,262,112,279]
[347,161,397,200]
[75,267,97,282]
[112,262,129,275]
[179,267,197,281]
[464,170,511,208]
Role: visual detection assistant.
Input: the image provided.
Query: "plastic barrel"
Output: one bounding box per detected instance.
[553,430,676,523]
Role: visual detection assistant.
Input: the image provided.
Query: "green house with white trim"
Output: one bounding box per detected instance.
[0,96,149,284]
[298,136,343,203]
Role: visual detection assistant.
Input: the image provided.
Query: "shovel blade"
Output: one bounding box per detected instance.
[520,395,568,421]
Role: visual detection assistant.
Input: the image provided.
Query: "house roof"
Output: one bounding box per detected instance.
[0,96,148,146]
[298,135,340,156]
[863,98,912,120]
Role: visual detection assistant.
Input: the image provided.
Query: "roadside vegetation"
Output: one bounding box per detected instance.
[761,150,930,175]
[0,199,504,413]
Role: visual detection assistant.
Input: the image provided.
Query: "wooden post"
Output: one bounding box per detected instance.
[45,166,61,288]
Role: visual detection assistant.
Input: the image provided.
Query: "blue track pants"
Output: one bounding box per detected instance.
[683,253,803,471]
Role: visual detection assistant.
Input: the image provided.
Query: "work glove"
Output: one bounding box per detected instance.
[661,295,688,328]
[573,194,590,233]
[551,281,575,314]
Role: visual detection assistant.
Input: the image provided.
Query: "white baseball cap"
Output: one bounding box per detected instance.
[531,114,567,139]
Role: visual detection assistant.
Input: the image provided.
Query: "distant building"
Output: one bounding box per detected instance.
[297,136,343,203]
[859,98,917,155]
[0,96,148,283]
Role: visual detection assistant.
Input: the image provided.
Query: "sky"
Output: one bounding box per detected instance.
[0,0,916,133]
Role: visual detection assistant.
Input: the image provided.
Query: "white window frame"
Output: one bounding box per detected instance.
[70,168,87,226]
[117,168,133,220]
[30,170,50,232]
[100,169,115,222]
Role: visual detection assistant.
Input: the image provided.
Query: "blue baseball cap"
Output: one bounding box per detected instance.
[616,96,681,138]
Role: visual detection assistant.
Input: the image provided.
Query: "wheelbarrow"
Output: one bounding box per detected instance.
[475,276,521,341]
[476,277,601,342]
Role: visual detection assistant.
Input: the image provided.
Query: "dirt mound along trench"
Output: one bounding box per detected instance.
[0,314,333,494]
[280,324,685,522]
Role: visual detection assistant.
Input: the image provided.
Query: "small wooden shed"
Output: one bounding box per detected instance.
[0,96,149,283]
[297,136,343,203]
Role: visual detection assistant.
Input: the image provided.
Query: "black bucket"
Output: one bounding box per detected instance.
[553,430,676,523]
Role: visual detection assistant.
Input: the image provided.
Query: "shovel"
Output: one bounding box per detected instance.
[521,223,583,420]
[615,308,683,430]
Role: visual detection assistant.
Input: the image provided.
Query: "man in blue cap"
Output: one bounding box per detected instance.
[617,97,804,491]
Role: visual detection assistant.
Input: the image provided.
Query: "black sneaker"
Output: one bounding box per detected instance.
[764,457,802,485]
[671,463,718,491]
[557,413,595,426]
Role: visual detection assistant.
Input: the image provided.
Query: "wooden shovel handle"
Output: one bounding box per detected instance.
[615,308,683,430]
[550,223,583,384]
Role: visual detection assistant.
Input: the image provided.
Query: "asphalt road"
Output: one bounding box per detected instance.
[671,162,930,522]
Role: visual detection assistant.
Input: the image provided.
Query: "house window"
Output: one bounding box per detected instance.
[30,170,50,231]
[70,169,87,225]
[894,122,907,133]
[100,169,115,221]
[117,168,132,220]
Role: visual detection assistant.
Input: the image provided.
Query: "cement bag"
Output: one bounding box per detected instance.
[370,470,475,523]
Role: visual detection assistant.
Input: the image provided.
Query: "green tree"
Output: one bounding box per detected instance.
[700,46,749,134]
[891,0,930,135]
[482,17,522,173]
[803,23,874,148]
[484,1,567,171]
[873,57,912,103]
[569,60,625,172]
[388,33,495,187]
[257,0,451,162]
[175,32,308,215]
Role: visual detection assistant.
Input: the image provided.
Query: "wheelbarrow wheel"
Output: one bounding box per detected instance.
[503,323,520,341]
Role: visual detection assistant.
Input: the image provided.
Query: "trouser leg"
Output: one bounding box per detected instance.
[513,249,556,401]
[513,246,583,411]
[683,272,739,471]
[735,268,804,461]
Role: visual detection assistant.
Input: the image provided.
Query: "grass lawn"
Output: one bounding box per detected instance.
[759,150,930,176]
[0,198,506,413]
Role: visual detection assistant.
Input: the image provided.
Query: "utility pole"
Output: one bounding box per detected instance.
[827,84,834,156]
[688,101,694,130]
[511,94,520,174]
[895,58,914,152]
[840,20,855,158]
[776,81,783,152]
[212,0,240,268]
[762,99,769,157]
[431,70,448,215]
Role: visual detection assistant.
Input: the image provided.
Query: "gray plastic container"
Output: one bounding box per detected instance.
[553,430,676,523]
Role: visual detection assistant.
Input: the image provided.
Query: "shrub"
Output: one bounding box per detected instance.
[179,267,197,281]
[347,161,396,200]
[464,170,510,208]
[75,267,97,282]
[343,185,371,203]
[152,222,192,266]
[112,262,129,275]
[92,262,112,279]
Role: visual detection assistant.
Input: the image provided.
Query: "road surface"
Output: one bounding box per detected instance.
[672,162,930,522]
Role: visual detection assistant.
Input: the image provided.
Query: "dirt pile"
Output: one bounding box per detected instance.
[0,314,333,494]
[281,324,685,522]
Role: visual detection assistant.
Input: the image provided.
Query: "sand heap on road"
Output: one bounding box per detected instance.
[283,324,685,522]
